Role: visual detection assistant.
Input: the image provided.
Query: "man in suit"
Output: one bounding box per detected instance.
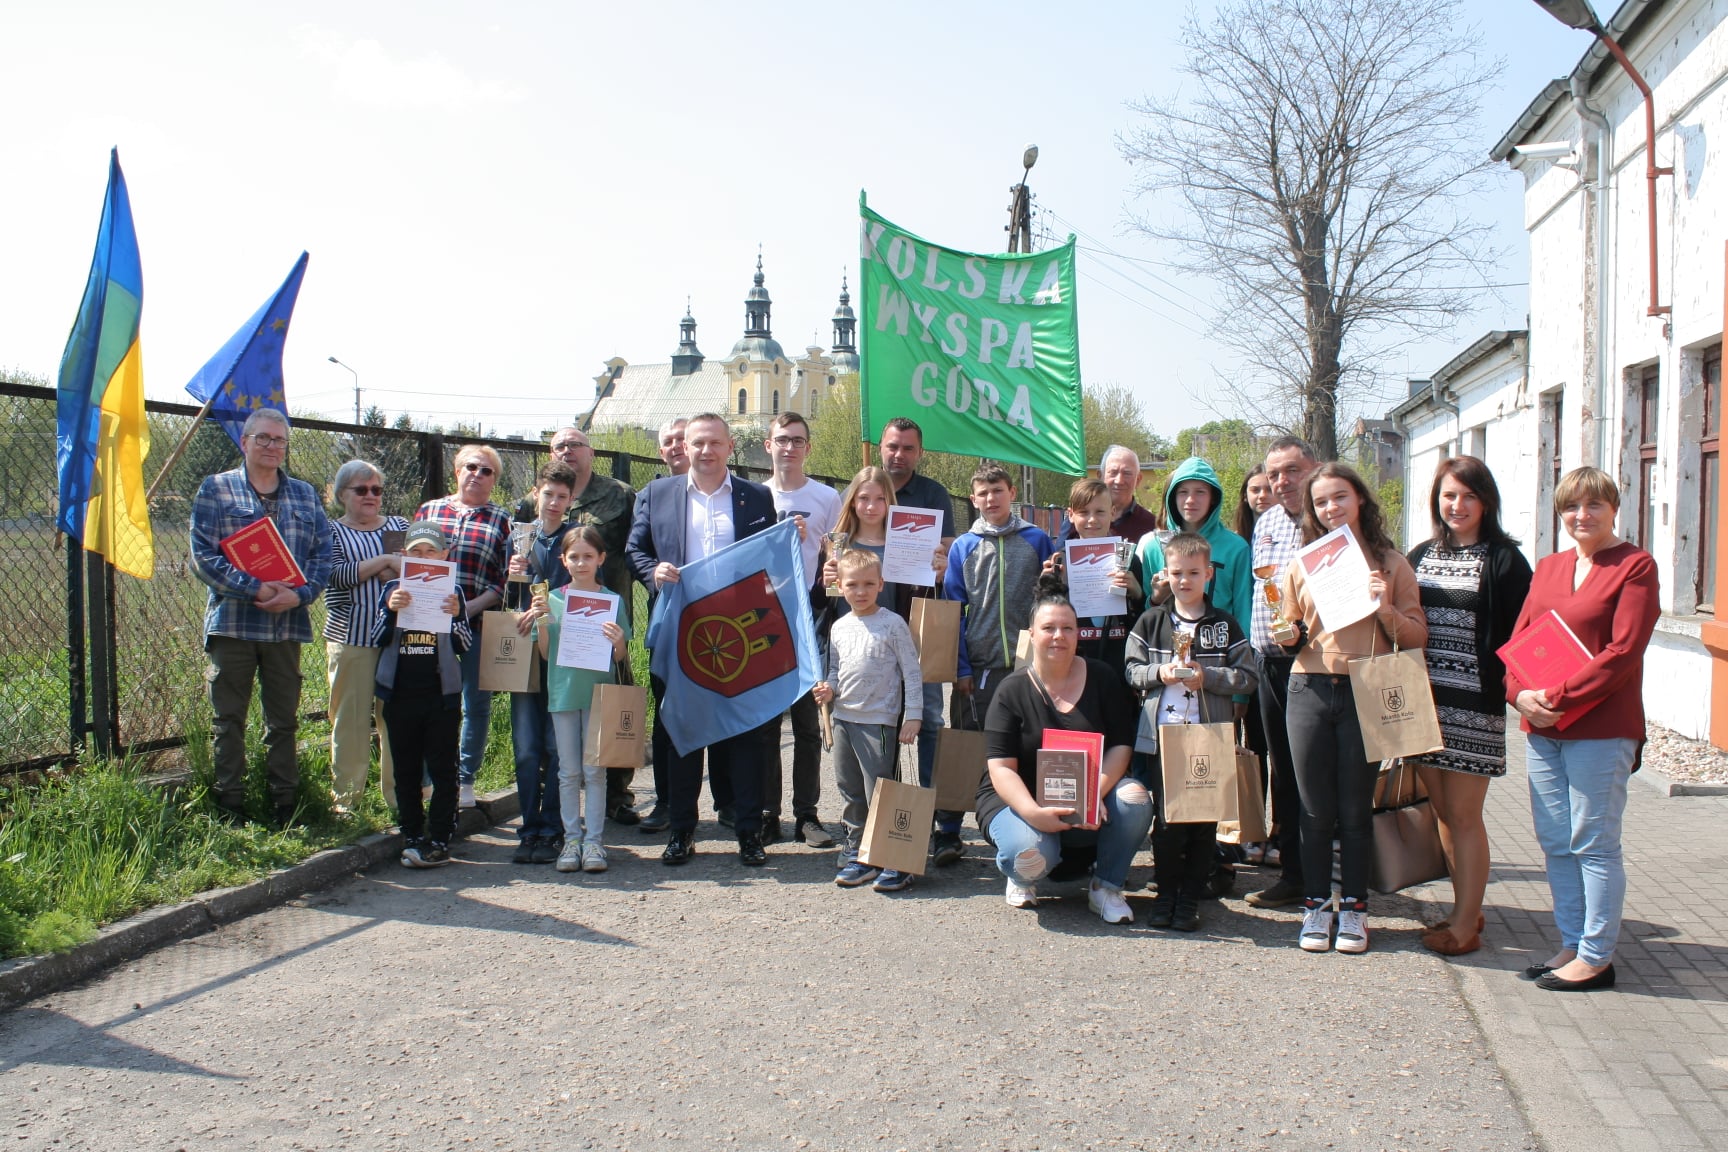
[626,412,779,866]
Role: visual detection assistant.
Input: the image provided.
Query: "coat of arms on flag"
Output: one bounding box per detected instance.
[648,518,817,755]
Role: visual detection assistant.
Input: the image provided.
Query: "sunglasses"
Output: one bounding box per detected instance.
[461,462,496,477]
[347,484,384,497]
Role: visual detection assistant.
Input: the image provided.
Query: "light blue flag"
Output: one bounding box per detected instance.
[648,518,817,756]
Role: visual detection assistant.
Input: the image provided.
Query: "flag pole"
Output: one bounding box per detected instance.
[143,391,220,503]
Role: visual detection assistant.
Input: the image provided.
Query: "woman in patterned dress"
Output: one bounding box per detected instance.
[1405,457,1532,956]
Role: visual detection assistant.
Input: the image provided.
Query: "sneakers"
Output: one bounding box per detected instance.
[1245,877,1305,909]
[1171,897,1201,933]
[1300,900,1336,952]
[932,831,964,867]
[1088,880,1133,925]
[556,840,583,872]
[1147,894,1176,929]
[531,836,562,865]
[458,782,477,809]
[1004,878,1039,908]
[582,841,609,873]
[403,839,451,868]
[872,869,914,892]
[1336,901,1370,954]
[794,818,835,848]
[835,861,881,888]
[512,836,538,865]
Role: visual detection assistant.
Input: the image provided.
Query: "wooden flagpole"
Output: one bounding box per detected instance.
[143,391,220,503]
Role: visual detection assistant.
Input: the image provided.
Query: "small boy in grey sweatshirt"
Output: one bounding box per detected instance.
[813,549,923,892]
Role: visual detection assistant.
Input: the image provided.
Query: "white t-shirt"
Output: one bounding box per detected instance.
[769,476,842,589]
[1156,619,1202,727]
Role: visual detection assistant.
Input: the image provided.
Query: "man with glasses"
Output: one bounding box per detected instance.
[626,412,778,866]
[190,408,333,827]
[762,412,840,847]
[515,426,642,822]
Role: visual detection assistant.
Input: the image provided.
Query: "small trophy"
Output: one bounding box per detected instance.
[508,522,536,582]
[1173,627,1197,679]
[824,530,850,596]
[1256,563,1298,645]
[1112,540,1135,571]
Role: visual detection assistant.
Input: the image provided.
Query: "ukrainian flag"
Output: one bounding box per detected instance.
[55,149,153,579]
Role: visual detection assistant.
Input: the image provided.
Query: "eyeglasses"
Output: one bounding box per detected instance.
[461,462,496,477]
[249,434,288,449]
[551,441,589,452]
[771,436,809,448]
[347,484,384,497]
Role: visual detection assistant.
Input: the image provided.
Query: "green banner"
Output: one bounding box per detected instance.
[859,193,1084,475]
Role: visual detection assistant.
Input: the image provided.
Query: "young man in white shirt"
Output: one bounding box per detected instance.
[762,412,842,847]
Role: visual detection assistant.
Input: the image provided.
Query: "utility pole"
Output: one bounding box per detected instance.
[1005,145,1039,506]
[328,356,360,424]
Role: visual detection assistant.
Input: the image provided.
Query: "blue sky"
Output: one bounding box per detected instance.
[0,1,1591,441]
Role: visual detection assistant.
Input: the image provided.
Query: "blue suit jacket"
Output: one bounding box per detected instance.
[626,472,778,589]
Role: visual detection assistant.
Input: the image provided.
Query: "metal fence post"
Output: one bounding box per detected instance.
[84,553,120,758]
[420,432,447,504]
[66,535,87,758]
[609,449,630,483]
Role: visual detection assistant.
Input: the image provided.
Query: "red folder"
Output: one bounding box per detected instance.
[219,517,306,587]
[1497,609,1596,731]
[1041,728,1105,824]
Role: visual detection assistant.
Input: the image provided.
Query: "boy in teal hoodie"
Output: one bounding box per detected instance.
[1135,457,1253,628]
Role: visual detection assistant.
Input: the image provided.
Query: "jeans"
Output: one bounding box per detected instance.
[325,641,390,808]
[1526,734,1636,966]
[986,777,1152,889]
[832,718,898,857]
[456,638,492,786]
[765,689,822,822]
[207,636,304,807]
[1287,673,1378,903]
[551,709,608,844]
[917,679,944,790]
[1256,652,1302,886]
[511,686,562,840]
[383,692,460,843]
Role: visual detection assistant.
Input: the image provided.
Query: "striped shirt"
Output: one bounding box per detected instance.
[324,516,411,646]
[413,496,510,604]
[1250,505,1303,655]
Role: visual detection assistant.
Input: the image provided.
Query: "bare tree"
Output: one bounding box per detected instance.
[1119,0,1500,459]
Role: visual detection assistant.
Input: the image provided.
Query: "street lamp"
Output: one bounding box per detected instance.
[1004,145,1040,505]
[327,356,360,424]
[1530,0,1673,318]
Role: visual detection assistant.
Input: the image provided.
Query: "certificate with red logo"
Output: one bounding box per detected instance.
[884,505,942,587]
[556,589,621,672]
[219,518,306,587]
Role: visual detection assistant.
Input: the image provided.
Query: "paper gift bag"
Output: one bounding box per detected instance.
[1013,629,1032,670]
[932,726,988,812]
[477,611,541,693]
[584,683,648,769]
[908,597,960,684]
[1368,759,1447,893]
[859,754,935,875]
[1348,640,1444,762]
[1217,746,1268,844]
[1159,722,1239,824]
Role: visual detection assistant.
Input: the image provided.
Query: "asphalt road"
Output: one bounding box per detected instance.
[2,816,1533,1152]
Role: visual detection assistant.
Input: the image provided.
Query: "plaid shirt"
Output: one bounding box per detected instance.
[1250,504,1303,655]
[413,496,510,604]
[190,468,333,644]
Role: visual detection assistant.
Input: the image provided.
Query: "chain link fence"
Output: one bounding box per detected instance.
[1,381,972,774]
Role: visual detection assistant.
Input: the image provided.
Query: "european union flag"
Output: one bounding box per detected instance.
[184,252,308,447]
[647,518,818,756]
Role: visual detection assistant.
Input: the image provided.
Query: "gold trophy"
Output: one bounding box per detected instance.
[1173,627,1197,679]
[823,530,850,596]
[1256,563,1298,645]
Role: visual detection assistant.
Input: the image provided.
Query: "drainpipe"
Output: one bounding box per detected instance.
[1430,378,1462,455]
[1572,73,1612,470]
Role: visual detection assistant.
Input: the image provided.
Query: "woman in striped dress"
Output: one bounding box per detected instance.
[1405,457,1532,956]
[325,460,410,812]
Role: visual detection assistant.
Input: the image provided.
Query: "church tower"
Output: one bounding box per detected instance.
[670,300,703,377]
[829,274,859,374]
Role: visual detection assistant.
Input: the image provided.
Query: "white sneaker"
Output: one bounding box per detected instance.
[555,840,582,872]
[1088,880,1134,925]
[458,782,477,809]
[582,841,608,873]
[1300,902,1336,952]
[1336,904,1369,954]
[1005,878,1039,908]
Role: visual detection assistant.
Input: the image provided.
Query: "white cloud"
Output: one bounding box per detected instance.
[295,25,526,109]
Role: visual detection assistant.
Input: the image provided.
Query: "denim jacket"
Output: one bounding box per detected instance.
[190,467,333,644]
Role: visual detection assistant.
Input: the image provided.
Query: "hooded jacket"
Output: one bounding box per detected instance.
[943,513,1055,678]
[1135,456,1254,629]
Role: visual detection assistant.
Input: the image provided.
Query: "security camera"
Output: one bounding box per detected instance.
[1513,141,1580,167]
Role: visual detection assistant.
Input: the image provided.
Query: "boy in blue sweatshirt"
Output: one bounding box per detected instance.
[940,462,1055,865]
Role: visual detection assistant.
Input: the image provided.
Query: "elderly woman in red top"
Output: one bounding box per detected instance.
[1507,467,1660,993]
